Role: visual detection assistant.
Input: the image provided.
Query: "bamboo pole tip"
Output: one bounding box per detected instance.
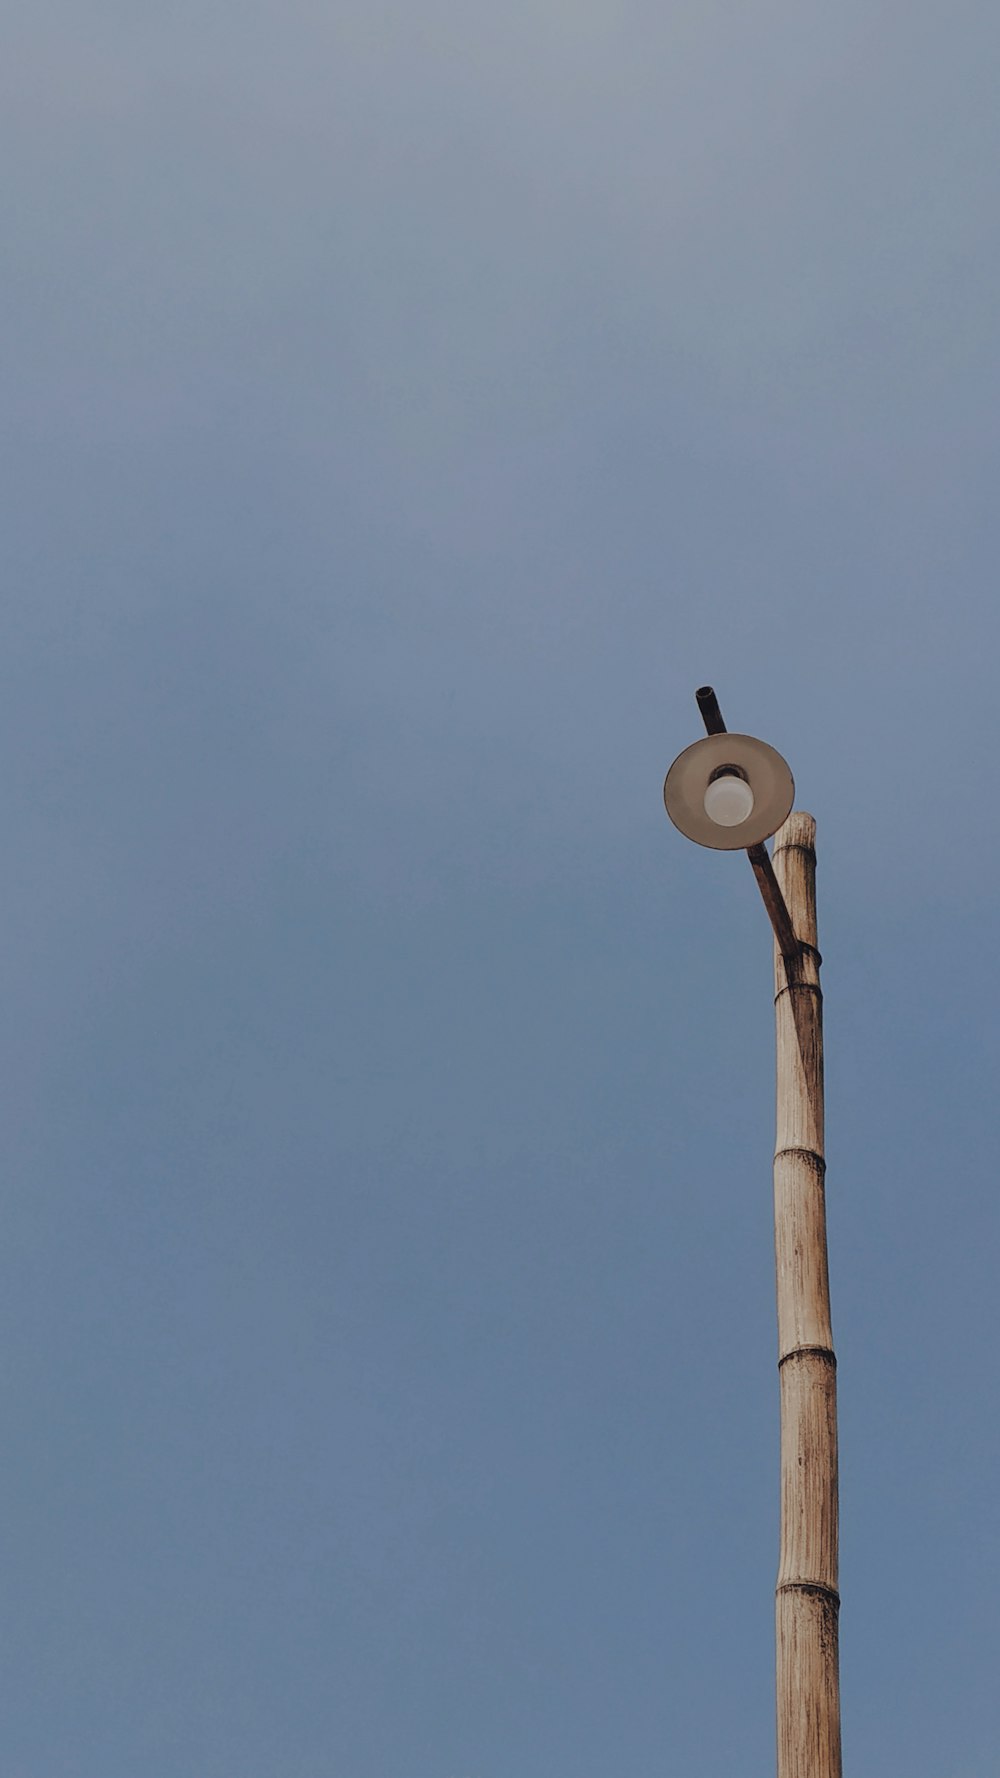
[773,811,816,854]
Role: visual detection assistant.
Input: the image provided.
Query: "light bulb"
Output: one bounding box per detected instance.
[703,771,754,827]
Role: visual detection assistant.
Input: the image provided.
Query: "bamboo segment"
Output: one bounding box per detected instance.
[772,814,841,1778]
[778,1354,838,1591]
[776,1586,841,1778]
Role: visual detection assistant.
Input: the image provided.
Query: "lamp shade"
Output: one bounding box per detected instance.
[663,732,794,850]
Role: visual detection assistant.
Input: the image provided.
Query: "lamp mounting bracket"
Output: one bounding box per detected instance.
[695,686,799,963]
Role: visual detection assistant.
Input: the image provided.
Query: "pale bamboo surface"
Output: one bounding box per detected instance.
[772,813,842,1778]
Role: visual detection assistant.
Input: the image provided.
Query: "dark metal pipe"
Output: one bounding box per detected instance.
[696,685,727,735]
[693,685,799,958]
[747,842,799,964]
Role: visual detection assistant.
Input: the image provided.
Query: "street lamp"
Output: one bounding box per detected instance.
[664,686,842,1778]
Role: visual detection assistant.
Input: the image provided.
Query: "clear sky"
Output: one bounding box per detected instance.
[3,3,999,1774]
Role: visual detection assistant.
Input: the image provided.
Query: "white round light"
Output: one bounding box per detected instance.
[703,771,755,827]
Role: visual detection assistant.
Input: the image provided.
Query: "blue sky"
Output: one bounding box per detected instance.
[3,3,999,1773]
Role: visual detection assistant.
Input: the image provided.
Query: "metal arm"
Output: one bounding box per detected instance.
[696,687,799,964]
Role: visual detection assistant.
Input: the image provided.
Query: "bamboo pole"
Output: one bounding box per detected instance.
[772,813,841,1778]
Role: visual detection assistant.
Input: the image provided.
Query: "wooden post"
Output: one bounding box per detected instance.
[772,813,841,1778]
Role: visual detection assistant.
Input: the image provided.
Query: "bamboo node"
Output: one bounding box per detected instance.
[786,941,822,965]
[773,1146,826,1170]
[776,1579,841,1608]
[777,1344,837,1370]
[771,810,817,857]
[773,980,823,1006]
[771,841,817,859]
